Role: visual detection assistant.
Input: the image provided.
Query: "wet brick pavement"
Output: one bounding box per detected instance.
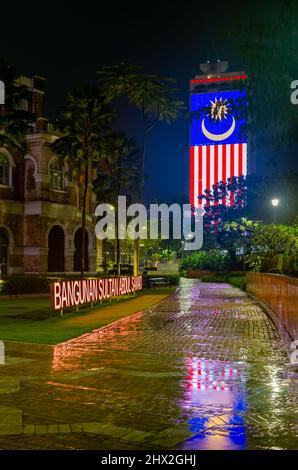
[0,279,297,449]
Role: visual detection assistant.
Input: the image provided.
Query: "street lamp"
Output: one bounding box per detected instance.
[181,234,193,258]
[181,240,185,259]
[271,198,279,224]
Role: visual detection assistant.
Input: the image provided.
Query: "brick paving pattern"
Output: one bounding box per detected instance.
[0,279,297,449]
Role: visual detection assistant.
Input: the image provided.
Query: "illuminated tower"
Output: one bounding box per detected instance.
[189,61,248,209]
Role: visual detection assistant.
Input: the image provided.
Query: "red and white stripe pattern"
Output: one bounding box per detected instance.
[190,143,247,209]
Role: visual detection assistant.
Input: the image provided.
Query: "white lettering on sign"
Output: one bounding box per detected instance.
[51,276,143,310]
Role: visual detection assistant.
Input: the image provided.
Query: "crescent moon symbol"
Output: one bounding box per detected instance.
[201,116,235,141]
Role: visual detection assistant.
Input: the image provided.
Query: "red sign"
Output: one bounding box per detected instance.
[51,276,143,311]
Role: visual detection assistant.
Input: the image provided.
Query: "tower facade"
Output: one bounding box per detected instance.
[189,61,248,209]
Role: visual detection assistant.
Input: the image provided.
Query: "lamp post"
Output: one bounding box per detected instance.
[181,233,193,259]
[271,198,279,225]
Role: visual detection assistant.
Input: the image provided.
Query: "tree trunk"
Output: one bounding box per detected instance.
[116,238,121,276]
[81,161,89,277]
[133,238,139,276]
[133,128,147,278]
[228,247,237,270]
[103,239,107,274]
[140,130,147,196]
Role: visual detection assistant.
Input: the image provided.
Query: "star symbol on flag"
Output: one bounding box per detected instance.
[208,97,230,122]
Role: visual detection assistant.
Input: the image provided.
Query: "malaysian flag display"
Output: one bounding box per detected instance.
[190,88,247,209]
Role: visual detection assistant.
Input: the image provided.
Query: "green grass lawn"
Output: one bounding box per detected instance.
[0,287,175,345]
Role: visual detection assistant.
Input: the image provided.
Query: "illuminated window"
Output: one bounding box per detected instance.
[49,159,64,190]
[0,156,9,185]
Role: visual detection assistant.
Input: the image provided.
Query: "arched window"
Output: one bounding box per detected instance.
[73,228,89,272]
[0,229,9,277]
[48,225,65,272]
[0,155,9,186]
[49,159,64,190]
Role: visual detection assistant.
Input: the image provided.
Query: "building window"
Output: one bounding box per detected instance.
[0,156,9,185]
[49,159,64,190]
[48,225,65,272]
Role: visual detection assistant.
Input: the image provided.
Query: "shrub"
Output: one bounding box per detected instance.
[180,250,229,273]
[200,273,227,283]
[0,274,119,296]
[1,276,51,295]
[1,272,176,296]
[227,275,246,290]
[246,224,298,275]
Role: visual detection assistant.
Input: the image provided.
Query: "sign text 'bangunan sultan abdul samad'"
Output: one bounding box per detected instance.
[51,276,143,310]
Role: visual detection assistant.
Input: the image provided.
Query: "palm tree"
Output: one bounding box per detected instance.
[97,63,185,194]
[0,59,35,159]
[97,63,184,275]
[51,86,113,277]
[94,133,140,275]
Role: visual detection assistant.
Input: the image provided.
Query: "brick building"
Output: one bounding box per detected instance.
[0,75,97,276]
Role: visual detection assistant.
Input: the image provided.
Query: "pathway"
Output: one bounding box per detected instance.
[0,279,297,449]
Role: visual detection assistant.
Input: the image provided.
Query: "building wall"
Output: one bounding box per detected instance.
[0,133,97,276]
[0,73,100,277]
[246,272,298,342]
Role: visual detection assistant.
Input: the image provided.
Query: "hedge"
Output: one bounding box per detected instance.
[0,273,140,296]
[180,250,229,273]
[0,276,52,295]
[0,271,181,296]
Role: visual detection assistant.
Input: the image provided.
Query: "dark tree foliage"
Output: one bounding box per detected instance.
[51,86,113,276]
[97,63,185,195]
[233,0,298,150]
[200,172,298,227]
[198,171,298,268]
[94,133,141,275]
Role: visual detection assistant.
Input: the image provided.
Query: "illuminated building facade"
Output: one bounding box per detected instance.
[0,75,97,276]
[189,61,248,209]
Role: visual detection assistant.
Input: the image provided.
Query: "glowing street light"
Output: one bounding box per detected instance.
[271,198,279,224]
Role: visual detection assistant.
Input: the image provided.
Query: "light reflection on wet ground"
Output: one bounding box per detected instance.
[181,356,248,449]
[1,279,297,449]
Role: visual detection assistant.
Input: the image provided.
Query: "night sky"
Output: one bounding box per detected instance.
[1,0,293,202]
